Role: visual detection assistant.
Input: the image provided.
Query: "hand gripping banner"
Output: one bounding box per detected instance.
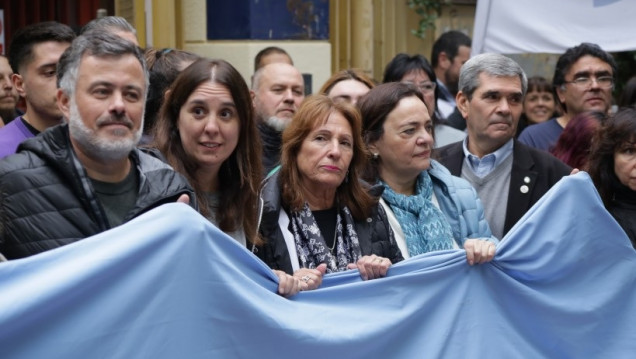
[0,173,634,358]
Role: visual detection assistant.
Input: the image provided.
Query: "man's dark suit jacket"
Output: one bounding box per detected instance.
[435,140,572,237]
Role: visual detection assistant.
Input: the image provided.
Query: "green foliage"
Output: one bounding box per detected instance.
[408,0,443,39]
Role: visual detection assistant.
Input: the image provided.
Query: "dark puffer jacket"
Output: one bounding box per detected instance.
[0,124,196,259]
[254,171,403,275]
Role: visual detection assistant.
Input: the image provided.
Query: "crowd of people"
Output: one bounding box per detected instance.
[0,17,634,296]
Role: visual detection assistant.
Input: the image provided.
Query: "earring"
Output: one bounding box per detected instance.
[372,153,379,160]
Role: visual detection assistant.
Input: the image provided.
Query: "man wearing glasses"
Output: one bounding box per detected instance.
[519,43,616,151]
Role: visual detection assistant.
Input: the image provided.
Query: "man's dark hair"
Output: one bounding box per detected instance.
[254,46,292,72]
[431,30,471,68]
[553,42,617,88]
[552,43,617,112]
[382,53,436,84]
[8,21,76,75]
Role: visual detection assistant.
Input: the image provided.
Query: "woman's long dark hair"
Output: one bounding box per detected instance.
[153,58,263,245]
[589,107,636,207]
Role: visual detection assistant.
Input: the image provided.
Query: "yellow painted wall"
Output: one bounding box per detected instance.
[151,0,177,49]
[329,0,475,82]
[115,0,143,45]
[127,0,476,90]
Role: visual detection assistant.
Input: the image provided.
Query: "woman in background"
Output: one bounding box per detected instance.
[382,53,465,147]
[516,76,558,137]
[588,107,636,248]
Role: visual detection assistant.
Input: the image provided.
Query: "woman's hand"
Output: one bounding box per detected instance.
[293,263,327,291]
[463,239,496,265]
[273,270,303,297]
[347,255,391,280]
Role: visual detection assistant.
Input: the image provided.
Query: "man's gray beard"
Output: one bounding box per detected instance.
[265,116,291,132]
[67,98,143,162]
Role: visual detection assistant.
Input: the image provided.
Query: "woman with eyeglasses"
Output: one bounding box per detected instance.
[382,53,466,148]
[588,107,636,249]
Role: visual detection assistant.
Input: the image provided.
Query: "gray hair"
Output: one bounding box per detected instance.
[57,32,148,97]
[251,66,266,90]
[81,16,136,35]
[458,53,527,100]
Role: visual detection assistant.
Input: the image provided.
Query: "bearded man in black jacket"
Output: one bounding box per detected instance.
[0,31,195,260]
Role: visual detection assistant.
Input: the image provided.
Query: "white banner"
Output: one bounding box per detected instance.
[473,0,636,54]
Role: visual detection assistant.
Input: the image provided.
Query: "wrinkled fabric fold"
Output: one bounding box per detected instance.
[0,173,634,358]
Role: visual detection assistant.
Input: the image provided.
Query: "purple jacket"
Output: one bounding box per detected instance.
[0,117,35,159]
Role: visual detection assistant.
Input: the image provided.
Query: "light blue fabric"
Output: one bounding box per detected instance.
[381,171,455,255]
[0,173,635,358]
[428,160,497,245]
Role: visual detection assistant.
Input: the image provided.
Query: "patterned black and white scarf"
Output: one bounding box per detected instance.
[290,203,361,273]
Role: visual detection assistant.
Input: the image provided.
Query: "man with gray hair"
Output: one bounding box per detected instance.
[0,32,195,260]
[436,53,570,239]
[81,15,139,45]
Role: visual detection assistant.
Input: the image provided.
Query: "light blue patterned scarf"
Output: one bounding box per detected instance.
[381,171,454,256]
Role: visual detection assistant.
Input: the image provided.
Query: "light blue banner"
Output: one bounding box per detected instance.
[1,173,634,358]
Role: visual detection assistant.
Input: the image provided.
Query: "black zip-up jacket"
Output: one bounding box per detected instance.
[0,124,196,259]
